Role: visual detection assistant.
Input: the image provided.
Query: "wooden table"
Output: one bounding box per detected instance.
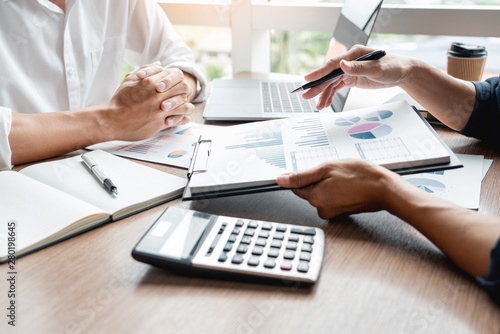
[2,82,499,334]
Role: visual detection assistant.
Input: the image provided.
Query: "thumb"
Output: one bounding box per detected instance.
[340,59,367,76]
[277,167,324,189]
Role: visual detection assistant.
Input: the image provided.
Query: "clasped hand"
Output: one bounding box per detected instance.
[105,61,195,141]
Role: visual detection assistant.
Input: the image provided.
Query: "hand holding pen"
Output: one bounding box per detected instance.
[291,50,386,93]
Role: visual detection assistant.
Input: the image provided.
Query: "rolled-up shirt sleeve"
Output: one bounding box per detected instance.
[476,238,500,304]
[460,77,500,142]
[0,107,12,171]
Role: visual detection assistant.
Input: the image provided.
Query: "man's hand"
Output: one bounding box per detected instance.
[276,159,398,219]
[104,62,196,141]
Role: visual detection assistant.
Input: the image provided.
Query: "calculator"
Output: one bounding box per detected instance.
[132,207,325,284]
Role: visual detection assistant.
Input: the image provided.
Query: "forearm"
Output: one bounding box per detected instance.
[399,60,476,131]
[384,173,500,278]
[9,106,112,165]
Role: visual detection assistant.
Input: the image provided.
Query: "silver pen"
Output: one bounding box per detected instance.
[81,153,118,195]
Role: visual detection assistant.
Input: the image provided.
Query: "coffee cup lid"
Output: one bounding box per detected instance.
[448,42,487,58]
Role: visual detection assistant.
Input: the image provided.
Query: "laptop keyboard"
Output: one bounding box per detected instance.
[262,82,317,113]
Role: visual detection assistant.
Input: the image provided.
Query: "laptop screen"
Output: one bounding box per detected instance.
[325,0,383,112]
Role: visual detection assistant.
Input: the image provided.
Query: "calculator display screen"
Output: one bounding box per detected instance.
[157,210,211,260]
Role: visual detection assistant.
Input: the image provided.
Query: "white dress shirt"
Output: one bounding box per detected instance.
[0,0,207,170]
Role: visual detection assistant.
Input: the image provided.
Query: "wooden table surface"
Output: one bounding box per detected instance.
[1,83,499,334]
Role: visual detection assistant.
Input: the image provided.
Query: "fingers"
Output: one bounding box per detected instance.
[276,165,328,189]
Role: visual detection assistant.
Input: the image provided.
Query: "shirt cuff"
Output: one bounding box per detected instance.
[476,237,500,304]
[165,61,208,103]
[0,107,13,171]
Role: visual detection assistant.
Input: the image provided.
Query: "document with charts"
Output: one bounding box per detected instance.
[88,122,219,169]
[184,101,461,199]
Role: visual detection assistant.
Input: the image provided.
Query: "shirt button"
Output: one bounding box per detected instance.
[68,68,75,75]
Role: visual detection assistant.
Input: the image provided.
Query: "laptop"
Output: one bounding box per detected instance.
[203,0,384,121]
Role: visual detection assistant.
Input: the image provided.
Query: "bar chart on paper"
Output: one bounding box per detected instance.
[87,123,218,168]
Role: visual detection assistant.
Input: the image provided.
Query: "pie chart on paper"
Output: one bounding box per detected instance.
[168,150,188,159]
[364,110,393,122]
[334,116,361,126]
[406,178,446,193]
[348,123,392,139]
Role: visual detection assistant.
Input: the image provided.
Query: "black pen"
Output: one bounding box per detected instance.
[291,50,386,93]
[82,153,118,195]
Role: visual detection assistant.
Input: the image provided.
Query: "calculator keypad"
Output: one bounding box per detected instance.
[192,216,324,283]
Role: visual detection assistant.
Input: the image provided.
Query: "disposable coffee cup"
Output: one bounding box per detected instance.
[447,42,487,81]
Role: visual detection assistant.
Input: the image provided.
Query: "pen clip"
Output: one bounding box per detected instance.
[187,136,212,179]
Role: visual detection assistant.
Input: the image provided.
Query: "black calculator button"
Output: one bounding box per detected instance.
[288,234,300,242]
[286,241,298,250]
[232,254,244,264]
[299,252,311,262]
[290,227,316,236]
[283,250,295,260]
[276,225,287,232]
[232,227,241,235]
[303,236,315,244]
[218,252,228,262]
[264,258,276,269]
[273,232,285,240]
[267,248,280,258]
[248,256,260,267]
[297,261,310,273]
[255,238,267,247]
[258,230,270,239]
[235,219,245,227]
[302,244,313,253]
[280,260,293,271]
[240,235,252,244]
[228,234,238,243]
[252,246,264,256]
[223,242,233,252]
[270,240,282,248]
[244,228,255,237]
[237,244,249,254]
[248,221,259,228]
[262,222,272,230]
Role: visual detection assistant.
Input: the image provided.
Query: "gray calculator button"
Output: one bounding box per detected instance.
[218,252,228,262]
[264,258,276,269]
[248,256,260,267]
[268,248,280,258]
[232,254,244,264]
[244,228,255,237]
[228,234,238,243]
[270,240,282,248]
[273,232,285,240]
[252,246,264,256]
[297,261,310,273]
[276,225,287,232]
[262,222,272,230]
[235,219,245,227]
[237,244,249,254]
[258,230,270,239]
[286,241,298,250]
[299,252,311,262]
[290,227,316,236]
[304,236,315,244]
[302,244,313,253]
[288,234,300,242]
[248,221,259,228]
[283,250,295,260]
[223,242,233,252]
[255,238,267,247]
[240,235,252,244]
[232,227,241,235]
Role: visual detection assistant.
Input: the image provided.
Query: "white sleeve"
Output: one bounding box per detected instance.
[125,0,208,103]
[0,107,13,171]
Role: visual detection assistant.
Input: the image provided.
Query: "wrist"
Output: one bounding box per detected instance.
[399,58,428,92]
[86,103,119,143]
